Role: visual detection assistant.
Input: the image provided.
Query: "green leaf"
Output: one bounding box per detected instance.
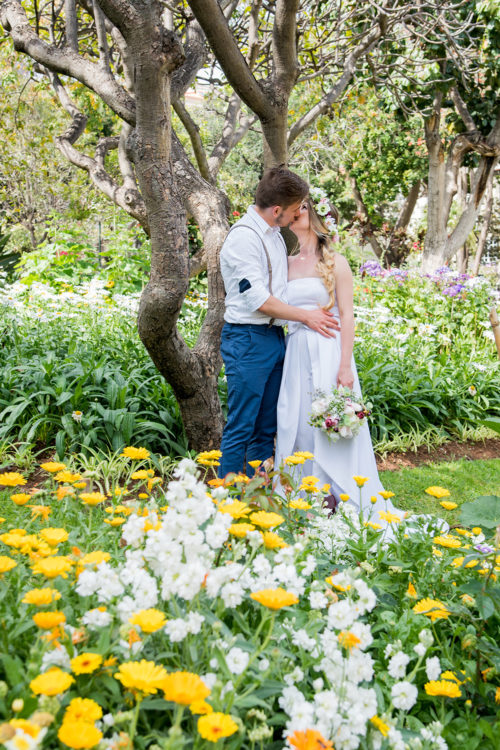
[459,496,500,530]
[480,417,500,435]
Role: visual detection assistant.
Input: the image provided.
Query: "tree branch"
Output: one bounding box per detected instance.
[272,0,299,93]
[173,98,212,182]
[450,86,477,131]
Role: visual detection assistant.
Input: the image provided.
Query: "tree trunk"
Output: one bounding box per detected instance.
[472,178,494,276]
[385,180,421,266]
[421,110,448,272]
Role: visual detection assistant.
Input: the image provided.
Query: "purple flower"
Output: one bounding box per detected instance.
[474,544,495,555]
[360,260,384,277]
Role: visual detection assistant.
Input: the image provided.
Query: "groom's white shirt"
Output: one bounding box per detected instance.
[220,206,288,326]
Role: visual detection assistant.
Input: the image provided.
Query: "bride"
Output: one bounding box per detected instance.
[275,197,398,518]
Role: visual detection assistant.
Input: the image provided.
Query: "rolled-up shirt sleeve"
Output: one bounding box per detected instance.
[221,230,270,312]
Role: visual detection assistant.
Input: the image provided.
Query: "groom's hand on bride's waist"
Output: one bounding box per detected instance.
[303,308,339,338]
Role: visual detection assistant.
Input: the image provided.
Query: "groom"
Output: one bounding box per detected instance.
[218,165,339,478]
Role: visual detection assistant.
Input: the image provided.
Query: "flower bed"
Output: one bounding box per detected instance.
[0,450,499,749]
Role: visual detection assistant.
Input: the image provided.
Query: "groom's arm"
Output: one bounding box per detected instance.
[258,296,340,338]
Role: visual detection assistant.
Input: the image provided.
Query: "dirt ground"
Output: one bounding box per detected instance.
[376,437,500,471]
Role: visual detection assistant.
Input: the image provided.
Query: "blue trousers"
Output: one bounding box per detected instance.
[219,322,285,477]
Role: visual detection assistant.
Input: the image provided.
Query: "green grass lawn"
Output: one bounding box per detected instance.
[380,457,500,521]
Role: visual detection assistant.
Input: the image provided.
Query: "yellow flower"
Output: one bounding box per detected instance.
[40,528,69,546]
[472,527,482,535]
[64,697,103,723]
[79,551,111,567]
[0,556,17,574]
[288,728,333,749]
[57,720,103,748]
[433,535,461,549]
[1,531,27,548]
[424,680,461,698]
[27,505,52,521]
[32,611,66,629]
[370,496,378,504]
[406,582,417,599]
[293,451,314,459]
[57,487,75,501]
[353,475,369,487]
[0,472,27,487]
[249,511,285,529]
[196,450,222,467]
[440,501,458,510]
[298,475,319,488]
[104,517,126,526]
[338,630,361,650]
[413,598,450,621]
[495,686,500,705]
[325,576,351,592]
[30,668,74,696]
[425,486,450,498]
[261,531,288,549]
[55,471,82,483]
[289,499,312,510]
[114,660,168,694]
[440,671,462,683]
[370,716,390,738]
[121,446,150,460]
[11,493,31,506]
[218,501,251,519]
[138,492,149,499]
[228,523,255,538]
[284,455,306,466]
[22,588,61,606]
[190,700,213,715]
[340,494,350,502]
[321,484,331,493]
[32,556,74,579]
[250,588,298,609]
[197,712,238,742]
[131,470,149,480]
[129,609,166,633]
[248,460,262,469]
[379,490,395,499]
[8,719,41,739]
[161,671,211,705]
[73,482,87,489]
[71,653,103,675]
[80,492,106,506]
[379,510,401,523]
[40,462,66,473]
[365,521,382,530]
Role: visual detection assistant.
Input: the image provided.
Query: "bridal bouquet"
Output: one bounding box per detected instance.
[309,386,372,442]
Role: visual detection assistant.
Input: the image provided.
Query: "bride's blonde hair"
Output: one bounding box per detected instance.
[305,198,339,310]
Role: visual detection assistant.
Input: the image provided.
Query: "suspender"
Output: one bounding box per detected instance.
[225,223,287,326]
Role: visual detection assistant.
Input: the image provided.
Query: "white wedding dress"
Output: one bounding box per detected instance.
[275,277,398,519]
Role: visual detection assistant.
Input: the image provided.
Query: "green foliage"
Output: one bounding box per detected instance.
[459,496,500,530]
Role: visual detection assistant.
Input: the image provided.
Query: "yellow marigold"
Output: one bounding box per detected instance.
[0,472,27,487]
[288,728,334,749]
[340,494,350,502]
[57,487,75,501]
[224,473,250,485]
[30,667,74,696]
[379,490,395,500]
[495,687,500,705]
[293,451,314,460]
[32,556,73,579]
[129,608,166,633]
[325,575,351,592]
[370,716,390,738]
[33,611,66,629]
[161,671,210,705]
[440,671,462,683]
[228,523,255,538]
[379,510,401,523]
[28,505,51,521]
[406,582,418,599]
[130,470,149,480]
[114,659,168,694]
[197,712,238,743]
[284,455,306,466]
[40,462,66,473]
[440,501,458,510]
[73,482,87,490]
[413,598,450,621]
[218,500,251,519]
[207,478,225,488]
[248,460,262,469]
[425,486,451,499]
[70,653,103,675]
[289,499,312,510]
[261,531,288,550]
[11,493,31,506]
[250,588,299,609]
[338,630,361,650]
[80,492,106,506]
[451,556,465,568]
[22,588,61,606]
[471,527,482,535]
[121,446,150,460]
[365,521,382,530]
[425,680,462,698]
[249,511,285,529]
[57,720,103,748]
[39,528,69,546]
[190,700,213,715]
[104,517,126,526]
[55,471,82,484]
[1,531,26,548]
[353,475,369,487]
[64,698,103,723]
[0,556,17,574]
[433,535,461,549]
[79,551,111,567]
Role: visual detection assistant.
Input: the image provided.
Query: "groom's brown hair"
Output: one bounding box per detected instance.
[255,165,308,209]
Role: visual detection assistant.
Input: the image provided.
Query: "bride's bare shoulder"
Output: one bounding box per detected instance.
[333,253,353,275]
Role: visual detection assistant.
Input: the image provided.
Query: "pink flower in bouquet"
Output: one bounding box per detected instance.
[324,417,334,429]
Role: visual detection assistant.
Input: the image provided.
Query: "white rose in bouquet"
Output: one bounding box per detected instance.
[311,397,329,416]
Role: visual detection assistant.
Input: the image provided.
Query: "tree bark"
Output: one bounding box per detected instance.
[471,178,494,276]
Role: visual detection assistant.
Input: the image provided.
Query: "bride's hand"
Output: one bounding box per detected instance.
[337,365,354,389]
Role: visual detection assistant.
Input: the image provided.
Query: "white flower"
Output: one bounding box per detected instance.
[413,643,426,657]
[225,647,249,675]
[425,656,441,681]
[388,651,410,679]
[327,599,356,630]
[201,672,217,690]
[309,591,328,609]
[82,607,112,629]
[258,658,270,672]
[312,678,324,691]
[284,666,304,685]
[41,647,71,672]
[419,629,434,648]
[165,618,189,642]
[391,680,418,710]
[186,612,204,634]
[221,581,245,608]
[292,628,316,652]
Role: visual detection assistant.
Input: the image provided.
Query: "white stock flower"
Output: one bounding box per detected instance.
[388,651,410,679]
[165,618,189,642]
[391,681,418,710]
[327,599,356,630]
[309,591,328,609]
[225,647,249,675]
[425,656,441,681]
[82,607,113,629]
[221,582,245,608]
[284,666,304,686]
[41,647,71,672]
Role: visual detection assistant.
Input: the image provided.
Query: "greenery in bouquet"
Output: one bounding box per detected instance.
[0,449,499,750]
[308,387,372,442]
